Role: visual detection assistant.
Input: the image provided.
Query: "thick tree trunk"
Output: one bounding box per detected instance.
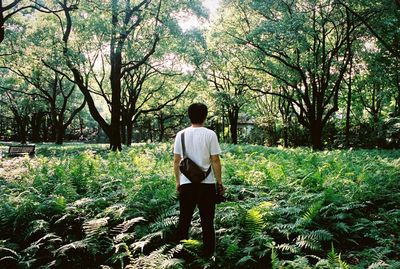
[121,123,126,145]
[230,121,238,144]
[16,118,27,144]
[31,113,43,142]
[109,74,122,150]
[310,121,323,150]
[55,125,65,145]
[42,116,48,142]
[109,0,122,151]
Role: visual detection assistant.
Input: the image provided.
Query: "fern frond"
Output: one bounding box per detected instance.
[160,258,184,269]
[306,229,333,241]
[150,216,179,232]
[103,204,127,219]
[111,217,145,235]
[367,260,389,269]
[301,200,323,227]
[245,208,264,237]
[335,222,351,233]
[236,255,256,266]
[0,246,19,258]
[24,219,49,240]
[327,244,350,269]
[127,245,181,269]
[55,240,88,256]
[295,235,321,251]
[271,247,280,269]
[276,243,300,254]
[131,231,163,253]
[0,256,18,263]
[181,239,202,251]
[83,217,109,236]
[114,233,135,243]
[33,233,62,245]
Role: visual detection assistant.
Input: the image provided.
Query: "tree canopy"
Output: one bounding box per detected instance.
[0,0,399,149]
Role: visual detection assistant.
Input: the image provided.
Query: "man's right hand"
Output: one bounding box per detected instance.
[217,183,225,195]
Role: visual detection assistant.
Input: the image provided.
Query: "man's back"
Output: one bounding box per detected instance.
[174,127,220,185]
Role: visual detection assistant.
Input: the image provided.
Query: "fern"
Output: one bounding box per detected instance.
[0,246,19,264]
[83,217,109,236]
[276,243,301,254]
[23,219,49,240]
[295,235,321,251]
[111,217,145,235]
[126,245,184,269]
[306,229,333,241]
[150,207,179,232]
[327,244,350,269]
[236,255,257,266]
[55,240,89,257]
[244,208,264,237]
[367,260,389,269]
[301,199,324,227]
[271,247,280,269]
[131,231,164,253]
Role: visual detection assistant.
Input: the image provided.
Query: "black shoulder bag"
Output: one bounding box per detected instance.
[179,132,211,184]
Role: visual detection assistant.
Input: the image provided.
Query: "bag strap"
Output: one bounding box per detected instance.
[180,131,186,158]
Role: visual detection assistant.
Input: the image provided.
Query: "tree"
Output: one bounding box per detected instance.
[0,0,63,45]
[220,0,360,149]
[337,0,400,60]
[47,0,206,150]
[15,69,86,144]
[0,72,34,144]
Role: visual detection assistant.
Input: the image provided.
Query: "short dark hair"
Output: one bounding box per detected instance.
[188,103,208,124]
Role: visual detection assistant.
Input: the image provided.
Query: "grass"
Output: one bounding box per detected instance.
[0,143,399,268]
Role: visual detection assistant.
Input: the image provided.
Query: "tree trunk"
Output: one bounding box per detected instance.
[309,121,323,150]
[228,109,239,144]
[42,116,48,142]
[215,118,221,141]
[158,113,165,142]
[121,123,126,145]
[55,124,65,145]
[126,121,133,146]
[345,54,353,146]
[395,70,400,116]
[283,119,289,148]
[109,0,122,151]
[17,118,27,144]
[79,115,84,137]
[146,119,153,142]
[0,11,5,44]
[31,113,42,142]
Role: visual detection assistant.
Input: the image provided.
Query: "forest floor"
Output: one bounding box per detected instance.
[0,143,399,268]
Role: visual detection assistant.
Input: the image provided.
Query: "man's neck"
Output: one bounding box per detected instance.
[191,123,204,128]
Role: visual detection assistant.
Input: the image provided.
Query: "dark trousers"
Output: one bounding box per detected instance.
[177,183,216,256]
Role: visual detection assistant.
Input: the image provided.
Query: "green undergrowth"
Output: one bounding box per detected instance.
[0,143,399,268]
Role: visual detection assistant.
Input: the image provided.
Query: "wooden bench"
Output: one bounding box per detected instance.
[8,145,36,157]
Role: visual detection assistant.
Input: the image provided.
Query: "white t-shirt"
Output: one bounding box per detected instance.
[174,127,221,185]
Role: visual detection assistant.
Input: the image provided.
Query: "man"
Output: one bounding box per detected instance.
[173,103,224,257]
